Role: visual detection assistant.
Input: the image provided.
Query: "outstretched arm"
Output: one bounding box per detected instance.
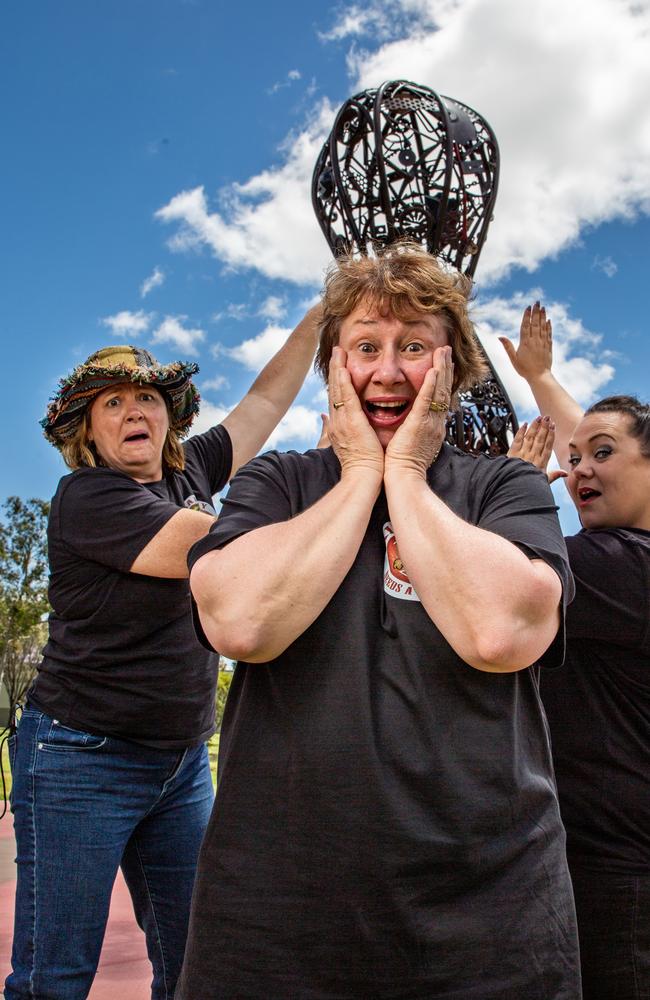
[384,348,562,673]
[499,302,583,469]
[221,303,322,478]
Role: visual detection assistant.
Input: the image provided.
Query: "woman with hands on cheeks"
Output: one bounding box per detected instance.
[503,302,650,1000]
[176,243,580,1000]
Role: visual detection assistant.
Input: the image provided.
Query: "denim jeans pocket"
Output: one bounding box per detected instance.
[38,720,107,752]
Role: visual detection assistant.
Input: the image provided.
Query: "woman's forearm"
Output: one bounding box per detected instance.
[191,469,381,662]
[221,305,322,477]
[384,471,561,672]
[499,303,584,470]
[525,372,584,470]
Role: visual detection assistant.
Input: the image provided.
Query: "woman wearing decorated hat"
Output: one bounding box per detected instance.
[5,307,321,1000]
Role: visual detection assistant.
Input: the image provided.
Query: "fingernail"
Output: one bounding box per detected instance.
[542,415,550,425]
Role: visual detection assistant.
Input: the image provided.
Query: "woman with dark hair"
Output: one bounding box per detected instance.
[176,245,580,1000]
[5,308,321,1000]
[503,303,650,1000]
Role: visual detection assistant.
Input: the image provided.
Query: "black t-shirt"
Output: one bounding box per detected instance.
[177,446,580,1000]
[542,527,650,873]
[29,424,232,748]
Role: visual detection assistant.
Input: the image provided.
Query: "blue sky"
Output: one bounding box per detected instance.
[3,0,649,534]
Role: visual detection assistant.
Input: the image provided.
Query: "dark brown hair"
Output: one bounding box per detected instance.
[585,395,650,457]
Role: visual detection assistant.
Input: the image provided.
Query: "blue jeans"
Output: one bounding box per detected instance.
[4,708,214,1000]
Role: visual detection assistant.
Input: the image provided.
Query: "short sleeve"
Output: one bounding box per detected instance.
[475,459,573,586]
[187,452,293,572]
[565,529,650,650]
[183,424,233,495]
[473,457,575,668]
[54,468,179,572]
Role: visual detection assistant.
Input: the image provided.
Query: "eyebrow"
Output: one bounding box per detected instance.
[568,433,617,448]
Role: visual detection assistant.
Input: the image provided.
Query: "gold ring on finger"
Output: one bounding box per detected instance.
[429,401,448,413]
[332,401,345,410]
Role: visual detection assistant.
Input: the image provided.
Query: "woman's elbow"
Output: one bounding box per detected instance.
[467,628,532,673]
[467,589,562,673]
[201,615,268,662]
[477,616,560,673]
[191,554,286,662]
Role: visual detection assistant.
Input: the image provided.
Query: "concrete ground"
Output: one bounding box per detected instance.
[0,812,151,998]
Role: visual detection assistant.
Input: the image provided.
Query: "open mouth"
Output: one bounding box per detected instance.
[577,487,601,503]
[124,432,149,443]
[364,399,410,422]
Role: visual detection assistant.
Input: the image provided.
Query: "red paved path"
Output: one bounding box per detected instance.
[0,813,151,998]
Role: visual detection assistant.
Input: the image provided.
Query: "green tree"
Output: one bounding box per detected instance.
[216,657,234,732]
[0,496,50,729]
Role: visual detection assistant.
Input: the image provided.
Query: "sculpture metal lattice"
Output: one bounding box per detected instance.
[312,79,517,455]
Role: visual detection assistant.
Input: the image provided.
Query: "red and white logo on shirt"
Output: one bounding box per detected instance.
[383,522,421,602]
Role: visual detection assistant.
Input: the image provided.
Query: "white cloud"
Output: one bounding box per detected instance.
[189,399,320,452]
[212,303,250,322]
[472,290,615,414]
[592,255,618,278]
[265,404,322,448]
[201,374,230,392]
[150,315,205,355]
[101,309,153,337]
[155,102,334,284]
[156,0,650,290]
[319,9,382,40]
[219,324,292,372]
[346,0,650,283]
[140,266,165,298]
[268,69,303,94]
[258,295,286,320]
[320,0,448,41]
[189,400,230,437]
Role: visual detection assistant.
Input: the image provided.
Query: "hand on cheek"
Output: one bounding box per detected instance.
[327,347,384,478]
[385,347,453,477]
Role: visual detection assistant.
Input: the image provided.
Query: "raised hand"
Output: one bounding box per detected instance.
[508,416,567,484]
[327,346,384,478]
[384,345,453,478]
[499,301,553,383]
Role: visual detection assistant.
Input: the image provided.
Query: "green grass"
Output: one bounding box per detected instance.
[208,732,220,788]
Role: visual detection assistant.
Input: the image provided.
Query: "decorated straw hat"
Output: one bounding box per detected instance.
[41,345,200,448]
